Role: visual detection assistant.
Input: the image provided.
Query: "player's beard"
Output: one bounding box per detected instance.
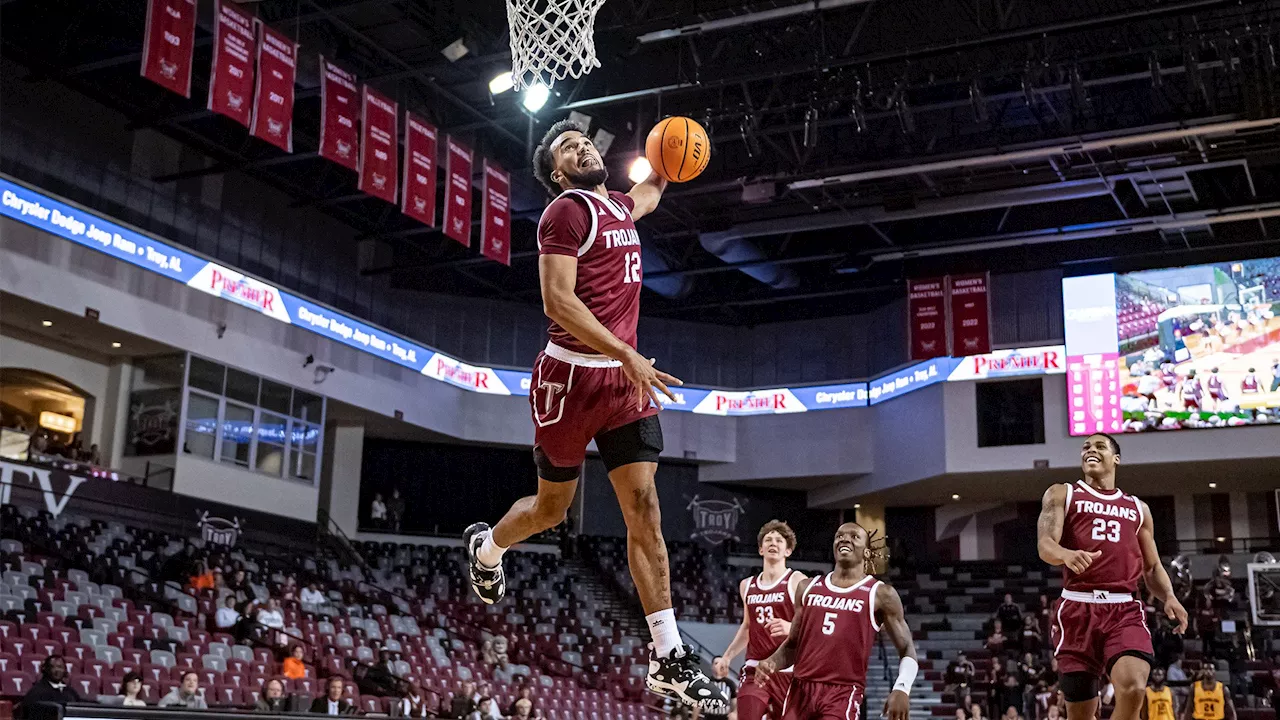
[563,166,609,189]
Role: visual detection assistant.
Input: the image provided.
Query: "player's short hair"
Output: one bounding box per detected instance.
[532,119,586,195]
[1089,432,1121,457]
[757,519,797,550]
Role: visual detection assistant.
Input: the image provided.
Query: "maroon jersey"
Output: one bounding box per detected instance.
[1206,375,1225,397]
[793,574,881,686]
[537,189,641,355]
[1242,375,1260,393]
[1061,481,1144,594]
[744,570,798,663]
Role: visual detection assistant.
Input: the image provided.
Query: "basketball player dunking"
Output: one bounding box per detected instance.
[1037,433,1188,720]
[462,120,727,712]
[756,523,917,720]
[719,520,810,720]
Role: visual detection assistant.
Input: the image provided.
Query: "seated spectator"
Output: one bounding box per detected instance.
[1020,615,1043,655]
[119,671,147,707]
[1203,572,1236,609]
[87,443,102,465]
[492,635,510,666]
[279,574,299,602]
[476,685,502,719]
[481,639,499,666]
[998,672,1025,719]
[282,644,308,680]
[300,582,326,606]
[216,595,241,631]
[19,656,80,719]
[509,698,534,720]
[255,678,289,713]
[468,698,496,720]
[948,651,977,692]
[956,709,969,720]
[1045,705,1062,720]
[987,620,1008,656]
[970,703,986,720]
[997,593,1023,632]
[505,687,537,718]
[397,682,430,718]
[309,677,355,716]
[159,671,208,709]
[256,597,287,646]
[1019,653,1043,685]
[1002,705,1024,720]
[450,681,478,718]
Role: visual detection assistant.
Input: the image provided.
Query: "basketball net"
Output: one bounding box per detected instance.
[506,0,605,91]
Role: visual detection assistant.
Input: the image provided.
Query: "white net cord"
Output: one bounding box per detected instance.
[506,0,606,91]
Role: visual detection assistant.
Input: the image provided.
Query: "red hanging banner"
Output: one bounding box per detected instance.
[140,0,197,97]
[318,56,359,170]
[250,22,297,152]
[207,0,256,128]
[481,160,511,265]
[907,277,949,361]
[357,87,398,203]
[402,113,438,227]
[443,136,474,247]
[949,272,992,356]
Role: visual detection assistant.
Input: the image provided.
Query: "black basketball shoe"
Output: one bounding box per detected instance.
[645,645,730,713]
[463,522,506,605]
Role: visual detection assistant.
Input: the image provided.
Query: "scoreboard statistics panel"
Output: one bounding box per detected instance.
[1062,256,1280,435]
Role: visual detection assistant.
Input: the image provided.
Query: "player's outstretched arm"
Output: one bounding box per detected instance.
[1037,484,1101,573]
[1139,501,1188,633]
[877,583,918,720]
[721,578,752,667]
[1224,686,1237,720]
[626,172,667,221]
[755,578,814,686]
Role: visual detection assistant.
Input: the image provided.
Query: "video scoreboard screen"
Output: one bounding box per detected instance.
[1063,256,1280,435]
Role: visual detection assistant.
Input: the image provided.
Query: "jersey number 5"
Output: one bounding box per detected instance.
[754,606,775,625]
[822,612,837,636]
[622,252,641,284]
[1091,518,1121,543]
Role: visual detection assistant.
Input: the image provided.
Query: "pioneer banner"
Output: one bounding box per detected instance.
[949,272,992,356]
[481,160,511,265]
[443,136,474,247]
[357,87,398,203]
[318,56,359,170]
[140,0,197,97]
[207,0,256,127]
[402,113,438,227]
[250,22,297,152]
[908,277,949,360]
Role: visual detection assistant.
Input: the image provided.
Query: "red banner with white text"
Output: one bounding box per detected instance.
[318,56,359,170]
[140,0,197,97]
[402,113,438,227]
[357,87,398,203]
[481,160,511,265]
[949,272,992,356]
[908,277,949,360]
[207,0,256,127]
[443,136,474,247]
[250,22,297,152]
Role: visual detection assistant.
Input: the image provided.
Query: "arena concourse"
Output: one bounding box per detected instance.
[2,0,1280,719]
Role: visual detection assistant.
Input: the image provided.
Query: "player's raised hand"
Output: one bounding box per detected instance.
[1165,596,1189,634]
[766,618,791,639]
[1064,549,1102,574]
[754,658,778,686]
[883,689,910,720]
[622,351,683,411]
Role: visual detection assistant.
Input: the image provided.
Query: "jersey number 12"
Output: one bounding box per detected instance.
[622,252,641,283]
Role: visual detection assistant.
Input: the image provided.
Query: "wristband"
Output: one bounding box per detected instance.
[892,656,918,695]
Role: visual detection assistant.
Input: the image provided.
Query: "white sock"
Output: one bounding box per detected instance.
[476,532,507,569]
[646,608,681,658]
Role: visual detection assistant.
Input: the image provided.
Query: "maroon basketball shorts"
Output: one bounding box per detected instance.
[1051,590,1153,677]
[781,679,864,720]
[738,665,793,720]
[529,343,660,472]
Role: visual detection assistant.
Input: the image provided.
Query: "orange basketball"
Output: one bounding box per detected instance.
[645,116,711,183]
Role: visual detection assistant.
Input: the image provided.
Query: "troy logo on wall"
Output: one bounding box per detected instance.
[197,511,242,547]
[129,391,179,454]
[686,495,746,545]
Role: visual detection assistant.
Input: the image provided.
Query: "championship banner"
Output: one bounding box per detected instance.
[907,277,948,360]
[318,56,359,171]
[481,160,511,265]
[207,0,256,127]
[250,22,297,152]
[402,113,438,227]
[443,136,474,247]
[949,272,992,356]
[140,0,197,97]
[357,87,398,203]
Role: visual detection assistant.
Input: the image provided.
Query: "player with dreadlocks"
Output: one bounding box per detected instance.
[756,522,915,720]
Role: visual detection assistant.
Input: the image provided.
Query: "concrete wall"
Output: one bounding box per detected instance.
[173,454,319,522]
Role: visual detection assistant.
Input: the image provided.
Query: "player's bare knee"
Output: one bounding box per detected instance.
[622,484,662,527]
[532,496,570,530]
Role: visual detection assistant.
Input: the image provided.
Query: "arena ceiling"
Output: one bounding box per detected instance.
[6,0,1280,323]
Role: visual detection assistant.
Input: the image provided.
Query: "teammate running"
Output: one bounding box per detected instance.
[1183,663,1234,720]
[461,119,726,712]
[756,523,917,720]
[1037,433,1188,720]
[1142,667,1176,720]
[719,520,809,720]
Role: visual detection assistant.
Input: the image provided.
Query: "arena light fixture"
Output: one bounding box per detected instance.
[489,71,515,95]
[111,342,122,348]
[41,320,53,327]
[1216,536,1227,542]
[951,494,961,500]
[628,157,653,183]
[853,503,861,509]
[1209,482,1218,488]
[521,82,550,112]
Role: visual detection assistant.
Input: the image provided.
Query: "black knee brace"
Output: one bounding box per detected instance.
[533,447,580,482]
[595,415,663,471]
